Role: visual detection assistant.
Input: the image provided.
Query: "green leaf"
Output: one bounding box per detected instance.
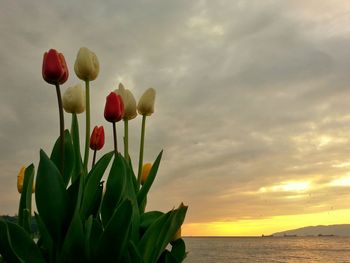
[137,151,163,210]
[18,164,34,232]
[88,218,103,261]
[138,212,171,263]
[50,130,75,186]
[81,151,114,218]
[140,211,164,229]
[94,199,133,263]
[138,204,188,263]
[22,209,31,235]
[127,241,143,263]
[6,221,46,263]
[158,250,179,263]
[67,176,81,220]
[34,212,53,259]
[123,158,141,242]
[101,154,127,226]
[71,113,83,184]
[98,155,140,242]
[126,157,139,193]
[60,212,85,263]
[91,182,104,217]
[84,216,93,260]
[0,219,20,263]
[170,239,186,262]
[35,150,69,245]
[85,151,114,182]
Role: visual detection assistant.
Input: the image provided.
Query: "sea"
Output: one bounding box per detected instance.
[183,236,350,263]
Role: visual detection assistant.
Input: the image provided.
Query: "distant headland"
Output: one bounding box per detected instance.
[271,224,350,237]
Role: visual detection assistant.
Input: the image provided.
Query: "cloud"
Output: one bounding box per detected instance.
[1,0,350,231]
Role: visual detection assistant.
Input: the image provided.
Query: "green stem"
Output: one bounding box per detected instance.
[55,83,65,176]
[137,115,146,187]
[124,119,129,159]
[92,150,97,169]
[71,113,82,184]
[113,122,118,155]
[83,80,90,172]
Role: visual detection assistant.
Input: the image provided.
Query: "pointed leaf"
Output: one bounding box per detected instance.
[127,241,143,263]
[34,212,53,258]
[60,212,85,263]
[22,209,31,235]
[6,221,46,263]
[138,204,188,263]
[158,250,179,263]
[138,212,171,263]
[170,239,186,262]
[123,158,141,242]
[126,157,138,193]
[18,164,34,232]
[35,150,69,244]
[66,175,84,222]
[81,151,113,218]
[0,219,20,263]
[84,216,93,260]
[140,211,164,229]
[137,151,163,208]
[101,154,127,226]
[94,199,133,262]
[50,130,75,186]
[88,218,103,260]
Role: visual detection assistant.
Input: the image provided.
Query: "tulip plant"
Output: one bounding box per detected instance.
[0,48,187,263]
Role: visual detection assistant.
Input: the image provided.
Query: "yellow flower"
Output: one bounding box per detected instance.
[172,227,182,241]
[137,88,156,116]
[114,83,137,120]
[141,163,152,185]
[62,84,85,114]
[17,166,25,193]
[17,166,35,193]
[74,47,99,81]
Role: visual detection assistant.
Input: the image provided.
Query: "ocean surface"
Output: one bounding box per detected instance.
[183,236,350,263]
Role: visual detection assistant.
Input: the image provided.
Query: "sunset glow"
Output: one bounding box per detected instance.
[183,209,350,236]
[260,181,311,193]
[2,0,350,241]
[329,175,350,187]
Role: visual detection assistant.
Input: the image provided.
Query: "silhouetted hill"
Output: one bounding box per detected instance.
[273,224,350,236]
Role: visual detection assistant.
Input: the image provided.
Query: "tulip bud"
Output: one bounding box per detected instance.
[17,166,25,193]
[17,166,35,193]
[62,84,85,114]
[141,163,152,185]
[172,228,182,241]
[114,83,137,120]
[90,126,105,150]
[42,49,69,85]
[137,88,156,116]
[104,92,125,122]
[74,47,99,81]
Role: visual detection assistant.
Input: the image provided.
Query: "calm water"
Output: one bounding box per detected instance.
[184,236,350,263]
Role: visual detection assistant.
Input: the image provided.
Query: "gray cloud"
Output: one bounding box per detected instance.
[1,0,350,229]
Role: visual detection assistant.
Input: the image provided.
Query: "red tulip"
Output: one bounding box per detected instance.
[104,92,124,122]
[90,126,105,150]
[42,49,69,85]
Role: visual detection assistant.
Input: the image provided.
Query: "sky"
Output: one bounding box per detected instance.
[1,0,350,236]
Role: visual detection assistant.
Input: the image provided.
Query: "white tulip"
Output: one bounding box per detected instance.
[114,83,137,120]
[137,88,156,116]
[62,84,85,114]
[74,47,99,81]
